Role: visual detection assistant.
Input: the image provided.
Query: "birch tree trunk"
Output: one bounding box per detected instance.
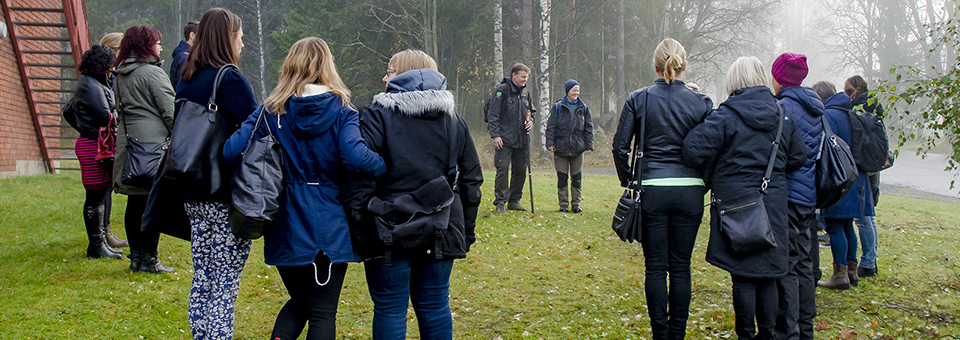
[565,0,576,80]
[494,0,503,79]
[538,0,551,151]
[256,0,267,99]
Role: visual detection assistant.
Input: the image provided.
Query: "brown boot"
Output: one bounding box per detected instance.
[817,263,851,290]
[104,223,128,248]
[847,260,859,287]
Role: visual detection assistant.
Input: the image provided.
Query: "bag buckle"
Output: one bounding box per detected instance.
[761,178,770,191]
[208,103,218,112]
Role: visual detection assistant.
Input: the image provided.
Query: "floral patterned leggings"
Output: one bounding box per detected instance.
[185,202,252,340]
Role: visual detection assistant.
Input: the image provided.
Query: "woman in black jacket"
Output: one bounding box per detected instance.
[345,49,483,340]
[66,45,123,260]
[611,38,713,340]
[682,56,806,340]
[546,79,593,213]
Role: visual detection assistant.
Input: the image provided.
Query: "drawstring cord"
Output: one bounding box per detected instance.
[312,262,333,286]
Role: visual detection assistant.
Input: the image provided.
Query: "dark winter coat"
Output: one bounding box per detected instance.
[612,79,713,187]
[545,98,594,156]
[777,86,824,208]
[682,86,806,278]
[175,66,259,203]
[343,68,484,261]
[66,74,115,139]
[486,77,536,148]
[223,87,386,265]
[112,56,176,195]
[851,92,885,118]
[168,41,190,88]
[821,93,874,219]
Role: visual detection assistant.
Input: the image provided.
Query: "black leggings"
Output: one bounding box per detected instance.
[123,195,160,254]
[732,275,778,340]
[271,252,348,340]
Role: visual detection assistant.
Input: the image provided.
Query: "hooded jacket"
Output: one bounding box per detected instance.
[66,74,115,139]
[486,77,535,148]
[612,79,713,187]
[545,97,594,156]
[344,69,484,261]
[168,40,190,88]
[777,86,824,208]
[821,93,874,219]
[112,56,176,195]
[223,86,386,265]
[683,86,806,278]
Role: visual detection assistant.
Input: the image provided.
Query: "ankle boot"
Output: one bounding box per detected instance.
[84,206,122,260]
[135,252,175,273]
[128,250,142,271]
[104,223,128,248]
[817,263,850,290]
[847,260,859,287]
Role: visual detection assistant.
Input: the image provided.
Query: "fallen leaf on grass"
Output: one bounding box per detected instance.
[840,328,858,339]
[814,320,830,331]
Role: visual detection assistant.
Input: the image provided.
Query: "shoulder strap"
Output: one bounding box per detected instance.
[629,89,649,196]
[207,64,238,110]
[762,105,786,192]
[445,113,460,191]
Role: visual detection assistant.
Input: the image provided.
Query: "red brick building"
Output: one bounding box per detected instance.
[0,0,88,178]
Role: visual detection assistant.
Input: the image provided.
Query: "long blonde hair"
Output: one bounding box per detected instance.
[653,38,686,84]
[263,37,351,114]
[389,49,438,74]
[99,32,123,55]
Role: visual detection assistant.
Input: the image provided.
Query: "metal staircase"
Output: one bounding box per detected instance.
[1,0,90,172]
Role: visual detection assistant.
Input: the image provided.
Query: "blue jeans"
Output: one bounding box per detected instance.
[824,218,857,265]
[855,216,878,269]
[364,256,455,340]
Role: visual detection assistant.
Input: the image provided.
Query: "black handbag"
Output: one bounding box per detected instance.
[229,108,284,239]
[712,105,784,256]
[117,88,168,188]
[611,89,647,243]
[163,64,238,195]
[815,115,858,208]
[367,113,460,265]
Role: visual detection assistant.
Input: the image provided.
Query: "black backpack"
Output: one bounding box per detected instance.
[482,82,506,123]
[829,105,889,172]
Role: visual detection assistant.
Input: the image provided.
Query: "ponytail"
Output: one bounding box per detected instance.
[653,38,687,84]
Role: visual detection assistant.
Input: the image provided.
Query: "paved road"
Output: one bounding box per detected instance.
[577,152,960,204]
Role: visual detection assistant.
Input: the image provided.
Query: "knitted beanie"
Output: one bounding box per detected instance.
[564,79,580,95]
[771,53,808,87]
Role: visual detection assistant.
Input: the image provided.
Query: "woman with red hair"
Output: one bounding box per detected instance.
[111,25,176,273]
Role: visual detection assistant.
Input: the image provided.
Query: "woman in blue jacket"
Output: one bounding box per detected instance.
[223,37,385,340]
[546,79,593,213]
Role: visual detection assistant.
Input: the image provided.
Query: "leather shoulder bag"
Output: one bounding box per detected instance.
[611,89,647,243]
[229,107,284,239]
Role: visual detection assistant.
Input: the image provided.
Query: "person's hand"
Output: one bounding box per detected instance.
[525,120,533,132]
[586,149,593,153]
[547,147,555,152]
[492,137,503,150]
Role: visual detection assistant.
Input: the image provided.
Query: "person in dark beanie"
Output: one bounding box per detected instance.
[169,20,198,88]
[487,63,535,213]
[770,52,823,340]
[546,79,593,212]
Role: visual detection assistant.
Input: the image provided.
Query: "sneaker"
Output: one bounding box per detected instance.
[571,206,582,213]
[507,202,527,211]
[559,207,569,212]
[495,203,506,214]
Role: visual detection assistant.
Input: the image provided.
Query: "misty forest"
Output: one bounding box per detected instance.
[86,0,960,163]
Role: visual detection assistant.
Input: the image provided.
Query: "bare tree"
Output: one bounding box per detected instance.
[495,0,504,79]
[537,0,552,150]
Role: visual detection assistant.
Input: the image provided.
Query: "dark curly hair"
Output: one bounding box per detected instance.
[115,25,162,67]
[78,45,116,75]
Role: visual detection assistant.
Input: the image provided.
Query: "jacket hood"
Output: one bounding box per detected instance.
[286,88,346,138]
[374,69,455,119]
[721,86,782,132]
[778,86,825,118]
[116,55,162,75]
[172,41,191,57]
[502,76,526,93]
[823,92,853,111]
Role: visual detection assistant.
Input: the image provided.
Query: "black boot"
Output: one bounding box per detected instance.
[128,250,142,271]
[134,252,175,273]
[84,206,122,260]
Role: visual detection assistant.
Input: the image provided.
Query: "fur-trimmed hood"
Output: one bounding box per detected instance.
[372,68,455,118]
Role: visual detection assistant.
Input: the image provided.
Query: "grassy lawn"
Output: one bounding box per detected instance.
[1,171,959,339]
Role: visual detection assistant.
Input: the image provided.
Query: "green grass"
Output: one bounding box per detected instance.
[1,172,959,339]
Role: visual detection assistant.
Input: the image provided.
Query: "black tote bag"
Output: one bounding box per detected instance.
[229,108,284,239]
[815,116,858,209]
[115,83,168,188]
[163,64,237,196]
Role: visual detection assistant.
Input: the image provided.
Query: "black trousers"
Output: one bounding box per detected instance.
[775,203,817,340]
[732,275,778,340]
[271,252,348,340]
[640,185,704,340]
[123,195,160,255]
[493,145,528,205]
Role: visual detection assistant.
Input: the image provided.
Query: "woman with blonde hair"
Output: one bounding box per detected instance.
[224,36,385,340]
[99,33,123,55]
[344,49,483,339]
[683,56,806,339]
[611,38,713,340]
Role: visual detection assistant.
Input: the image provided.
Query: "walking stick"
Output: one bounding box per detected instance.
[526,109,535,214]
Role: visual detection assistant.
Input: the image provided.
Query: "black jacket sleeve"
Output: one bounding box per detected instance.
[545,101,558,149]
[455,115,483,247]
[486,85,504,138]
[583,104,594,151]
[612,91,641,187]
